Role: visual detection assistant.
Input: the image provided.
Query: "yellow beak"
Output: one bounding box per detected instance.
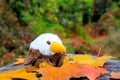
[50,41,66,53]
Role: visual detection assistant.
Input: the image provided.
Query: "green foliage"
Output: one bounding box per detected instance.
[82,0,93,23]
[65,44,75,53]
[8,0,28,26]
[78,26,91,41]
[7,0,92,39]
[108,1,120,11]
[6,0,95,53]
[99,7,120,34]
[6,0,120,52]
[0,47,9,55]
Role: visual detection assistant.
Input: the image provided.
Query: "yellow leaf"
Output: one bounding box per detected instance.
[13,58,24,65]
[94,56,112,67]
[0,76,12,80]
[63,56,69,64]
[72,54,95,65]
[39,62,48,68]
[0,68,37,80]
[25,66,38,72]
[72,54,112,67]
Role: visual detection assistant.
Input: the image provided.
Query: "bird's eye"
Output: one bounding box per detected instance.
[47,41,51,45]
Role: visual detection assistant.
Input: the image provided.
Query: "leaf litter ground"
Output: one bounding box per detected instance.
[0,54,120,80]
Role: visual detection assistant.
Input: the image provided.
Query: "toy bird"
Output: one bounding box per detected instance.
[24,33,66,67]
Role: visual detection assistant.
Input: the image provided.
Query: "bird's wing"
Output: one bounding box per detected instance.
[24,48,40,65]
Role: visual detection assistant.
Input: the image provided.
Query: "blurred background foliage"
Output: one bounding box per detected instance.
[0,0,120,66]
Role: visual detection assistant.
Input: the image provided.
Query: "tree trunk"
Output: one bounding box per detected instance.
[92,0,112,22]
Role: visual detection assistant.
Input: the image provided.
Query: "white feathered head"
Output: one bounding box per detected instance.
[30,33,66,55]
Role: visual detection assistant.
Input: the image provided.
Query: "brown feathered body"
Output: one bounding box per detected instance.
[24,48,66,67]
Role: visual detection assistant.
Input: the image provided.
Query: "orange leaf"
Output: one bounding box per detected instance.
[13,58,24,65]
[39,63,107,80]
[110,72,120,79]
[25,66,38,72]
[79,64,107,80]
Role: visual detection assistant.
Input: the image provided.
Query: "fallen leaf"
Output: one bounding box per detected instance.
[72,54,95,65]
[94,56,112,67]
[0,54,109,80]
[72,54,112,67]
[0,68,37,80]
[39,62,48,68]
[39,63,107,80]
[3,53,12,58]
[13,58,24,65]
[25,66,38,72]
[63,56,69,64]
[0,76,12,80]
[110,72,120,79]
[78,64,107,80]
